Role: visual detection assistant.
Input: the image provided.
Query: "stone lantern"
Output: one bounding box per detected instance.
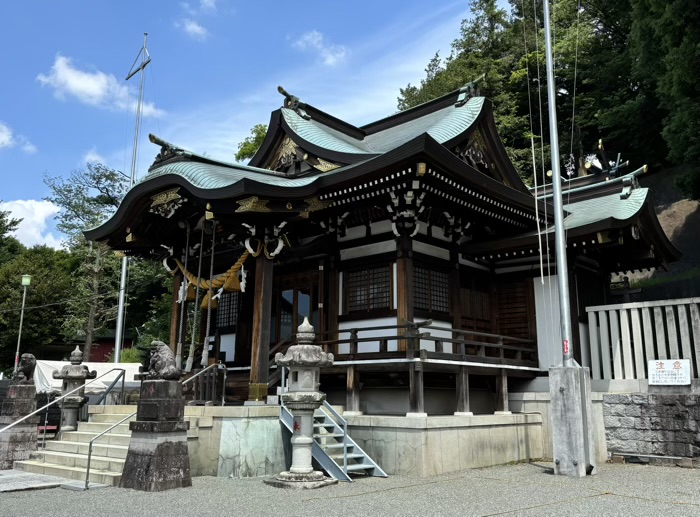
[52,346,97,431]
[266,317,336,489]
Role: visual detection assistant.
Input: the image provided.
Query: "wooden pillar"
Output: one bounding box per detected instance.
[568,256,583,366]
[248,252,273,401]
[317,259,325,338]
[455,366,472,415]
[345,366,362,415]
[408,363,425,416]
[168,273,182,353]
[327,255,339,352]
[396,236,414,352]
[495,369,510,414]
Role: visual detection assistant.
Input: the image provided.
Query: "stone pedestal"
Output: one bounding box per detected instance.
[120,380,192,491]
[0,384,38,469]
[265,318,336,489]
[52,346,96,432]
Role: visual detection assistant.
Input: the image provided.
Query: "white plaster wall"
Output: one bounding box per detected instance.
[219,333,235,363]
[420,320,453,352]
[534,274,562,369]
[338,317,398,353]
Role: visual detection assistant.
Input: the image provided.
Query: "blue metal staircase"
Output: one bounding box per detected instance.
[279,402,387,482]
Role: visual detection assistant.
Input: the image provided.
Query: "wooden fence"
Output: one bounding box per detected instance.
[585,298,700,380]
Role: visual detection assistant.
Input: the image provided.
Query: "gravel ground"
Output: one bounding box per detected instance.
[4,462,700,517]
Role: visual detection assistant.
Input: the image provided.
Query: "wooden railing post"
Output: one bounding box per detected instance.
[349,329,358,356]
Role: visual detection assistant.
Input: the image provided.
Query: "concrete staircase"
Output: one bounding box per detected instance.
[14,406,207,486]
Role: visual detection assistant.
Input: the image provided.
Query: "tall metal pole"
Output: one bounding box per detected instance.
[13,284,28,374]
[114,33,151,364]
[542,1,574,366]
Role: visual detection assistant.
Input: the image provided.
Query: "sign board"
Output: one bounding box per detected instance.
[648,359,691,385]
[266,395,279,405]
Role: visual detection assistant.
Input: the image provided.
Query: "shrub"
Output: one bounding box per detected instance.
[675,168,700,200]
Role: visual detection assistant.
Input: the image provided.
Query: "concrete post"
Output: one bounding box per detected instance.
[549,366,596,477]
[0,354,38,469]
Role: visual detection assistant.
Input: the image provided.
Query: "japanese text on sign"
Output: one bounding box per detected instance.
[648,359,691,385]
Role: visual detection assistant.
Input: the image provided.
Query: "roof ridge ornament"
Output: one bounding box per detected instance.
[278,85,310,120]
[148,133,186,169]
[455,74,485,107]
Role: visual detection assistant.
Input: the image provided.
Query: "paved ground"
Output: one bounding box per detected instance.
[3,462,700,516]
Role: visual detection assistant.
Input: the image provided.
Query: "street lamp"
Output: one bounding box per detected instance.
[13,274,31,374]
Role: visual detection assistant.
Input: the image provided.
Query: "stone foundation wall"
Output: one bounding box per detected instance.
[603,394,700,458]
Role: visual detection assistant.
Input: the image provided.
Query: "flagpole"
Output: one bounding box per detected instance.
[114,33,151,363]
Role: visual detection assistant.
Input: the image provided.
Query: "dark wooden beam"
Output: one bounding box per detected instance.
[396,236,414,352]
[249,252,274,401]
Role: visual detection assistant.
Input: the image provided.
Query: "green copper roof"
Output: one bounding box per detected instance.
[561,188,648,230]
[142,161,322,190]
[281,97,485,155]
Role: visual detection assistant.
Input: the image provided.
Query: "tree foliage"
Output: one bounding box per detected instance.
[397,0,700,184]
[235,124,267,162]
[44,164,170,362]
[0,246,73,372]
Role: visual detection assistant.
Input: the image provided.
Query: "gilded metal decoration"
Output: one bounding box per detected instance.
[299,197,331,219]
[236,196,270,213]
[312,157,340,172]
[149,188,187,219]
[270,137,300,171]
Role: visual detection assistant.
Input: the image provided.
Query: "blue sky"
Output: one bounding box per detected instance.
[0,0,470,248]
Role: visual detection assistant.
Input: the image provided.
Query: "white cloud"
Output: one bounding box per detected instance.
[37,55,162,117]
[294,30,347,66]
[83,147,106,165]
[157,2,467,164]
[0,122,15,148]
[176,18,209,41]
[199,0,217,13]
[0,200,64,249]
[0,121,36,154]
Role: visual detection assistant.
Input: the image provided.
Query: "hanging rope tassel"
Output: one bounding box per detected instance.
[201,220,217,367]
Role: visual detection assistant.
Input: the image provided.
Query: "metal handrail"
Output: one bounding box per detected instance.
[84,411,136,490]
[320,400,348,475]
[95,369,126,406]
[181,361,221,386]
[0,368,126,435]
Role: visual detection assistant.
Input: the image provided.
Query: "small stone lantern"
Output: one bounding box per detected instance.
[266,317,336,489]
[52,346,97,431]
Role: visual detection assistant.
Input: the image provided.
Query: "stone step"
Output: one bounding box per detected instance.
[14,460,122,486]
[28,450,125,473]
[77,421,132,434]
[88,406,138,415]
[89,413,138,424]
[61,431,132,447]
[44,440,129,459]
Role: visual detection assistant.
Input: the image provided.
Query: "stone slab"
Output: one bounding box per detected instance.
[0,470,64,492]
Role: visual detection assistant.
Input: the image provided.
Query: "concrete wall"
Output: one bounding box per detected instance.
[346,413,543,477]
[508,381,609,465]
[184,406,285,478]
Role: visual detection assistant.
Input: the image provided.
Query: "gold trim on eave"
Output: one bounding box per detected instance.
[150,187,181,207]
[236,196,270,213]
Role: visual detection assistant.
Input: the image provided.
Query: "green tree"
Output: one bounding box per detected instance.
[0,203,24,267]
[235,124,267,162]
[45,163,171,361]
[0,246,73,372]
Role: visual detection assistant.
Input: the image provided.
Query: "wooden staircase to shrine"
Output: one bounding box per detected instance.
[13,407,209,486]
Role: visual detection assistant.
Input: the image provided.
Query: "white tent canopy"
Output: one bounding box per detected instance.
[34,360,142,394]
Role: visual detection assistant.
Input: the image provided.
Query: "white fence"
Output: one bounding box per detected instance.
[585,298,700,380]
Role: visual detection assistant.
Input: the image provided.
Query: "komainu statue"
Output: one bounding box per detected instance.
[12,353,36,384]
[146,341,181,380]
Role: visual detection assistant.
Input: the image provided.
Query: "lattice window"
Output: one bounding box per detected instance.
[414,265,449,313]
[215,292,240,329]
[345,266,391,313]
